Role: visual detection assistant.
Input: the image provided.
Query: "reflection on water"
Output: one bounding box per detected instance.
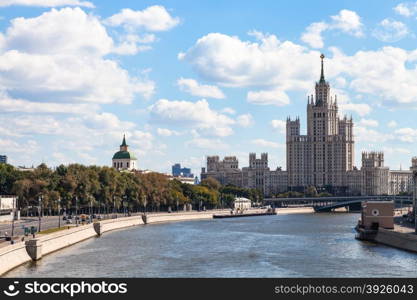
[5,213,417,277]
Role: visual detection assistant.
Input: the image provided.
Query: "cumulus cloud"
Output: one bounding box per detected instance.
[270,120,286,134]
[236,114,254,127]
[0,0,94,7]
[177,78,225,99]
[0,7,155,104]
[372,18,409,42]
[355,126,393,143]
[394,2,417,17]
[387,120,398,128]
[105,6,180,32]
[301,9,364,49]
[359,118,379,127]
[179,32,320,89]
[186,138,229,150]
[156,128,180,136]
[247,88,290,106]
[394,127,417,142]
[149,99,235,137]
[251,139,282,148]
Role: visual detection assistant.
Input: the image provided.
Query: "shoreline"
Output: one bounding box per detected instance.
[0,207,321,276]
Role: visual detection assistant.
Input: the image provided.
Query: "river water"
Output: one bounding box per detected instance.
[5,213,417,277]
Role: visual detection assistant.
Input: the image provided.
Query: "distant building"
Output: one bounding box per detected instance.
[286,54,354,192]
[172,163,194,178]
[201,153,287,196]
[112,135,137,171]
[0,155,7,164]
[0,195,17,222]
[234,197,251,210]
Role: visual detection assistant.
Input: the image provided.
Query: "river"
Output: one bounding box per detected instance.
[5,213,417,277]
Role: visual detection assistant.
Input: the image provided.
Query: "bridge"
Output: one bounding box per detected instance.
[263,195,413,212]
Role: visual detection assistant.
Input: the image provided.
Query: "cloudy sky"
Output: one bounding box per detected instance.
[1,0,417,175]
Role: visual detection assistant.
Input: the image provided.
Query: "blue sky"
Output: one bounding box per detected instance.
[1,0,417,176]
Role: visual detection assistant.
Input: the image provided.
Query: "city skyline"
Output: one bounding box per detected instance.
[1,0,417,176]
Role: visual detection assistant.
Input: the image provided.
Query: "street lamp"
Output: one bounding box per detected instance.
[58,198,61,228]
[11,196,16,239]
[75,196,78,227]
[38,195,42,232]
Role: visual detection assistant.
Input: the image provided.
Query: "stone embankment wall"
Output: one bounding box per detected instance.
[0,210,232,276]
[374,228,417,253]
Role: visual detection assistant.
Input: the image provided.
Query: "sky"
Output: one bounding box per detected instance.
[1,0,417,176]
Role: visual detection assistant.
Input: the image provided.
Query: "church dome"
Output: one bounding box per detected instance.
[112,135,137,160]
[112,151,137,160]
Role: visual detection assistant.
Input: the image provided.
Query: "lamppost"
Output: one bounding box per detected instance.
[38,195,42,232]
[143,195,147,215]
[75,196,78,227]
[58,198,61,228]
[11,196,16,239]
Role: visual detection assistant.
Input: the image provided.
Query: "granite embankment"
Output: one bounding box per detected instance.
[0,208,312,275]
[0,210,233,276]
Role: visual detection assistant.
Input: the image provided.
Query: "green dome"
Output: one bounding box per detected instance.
[112,151,137,160]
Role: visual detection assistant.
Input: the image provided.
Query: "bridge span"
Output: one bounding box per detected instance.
[264,195,413,212]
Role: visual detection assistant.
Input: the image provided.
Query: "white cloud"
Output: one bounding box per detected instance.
[105,6,180,32]
[387,120,398,128]
[149,99,235,137]
[221,107,236,115]
[331,9,364,37]
[372,18,409,42]
[236,114,254,127]
[301,9,363,49]
[0,91,99,114]
[177,78,225,99]
[355,126,393,143]
[112,34,155,55]
[251,139,282,148]
[179,32,320,89]
[156,128,180,136]
[247,88,290,106]
[394,2,417,17]
[186,138,229,150]
[270,120,286,134]
[0,0,94,7]
[0,8,155,104]
[359,118,379,127]
[301,22,328,49]
[394,127,417,142]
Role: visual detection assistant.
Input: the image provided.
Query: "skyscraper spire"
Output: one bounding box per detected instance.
[320,53,325,83]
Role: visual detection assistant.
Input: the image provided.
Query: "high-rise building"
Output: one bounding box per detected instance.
[0,155,7,164]
[287,54,354,192]
[172,163,194,178]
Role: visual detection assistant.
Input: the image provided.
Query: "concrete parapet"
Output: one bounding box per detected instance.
[36,225,97,256]
[375,228,417,253]
[0,242,32,276]
[96,216,144,234]
[145,211,217,224]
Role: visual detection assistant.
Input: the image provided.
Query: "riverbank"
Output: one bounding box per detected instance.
[277,207,315,214]
[0,209,235,276]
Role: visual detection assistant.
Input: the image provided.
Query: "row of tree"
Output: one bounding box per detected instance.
[0,163,263,215]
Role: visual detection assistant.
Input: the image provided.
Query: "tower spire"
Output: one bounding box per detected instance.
[121,134,127,147]
[320,53,325,83]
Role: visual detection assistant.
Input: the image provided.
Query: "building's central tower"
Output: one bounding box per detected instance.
[287,54,354,192]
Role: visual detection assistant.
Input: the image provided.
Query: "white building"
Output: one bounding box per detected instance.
[234,197,251,210]
[112,135,137,171]
[0,195,17,222]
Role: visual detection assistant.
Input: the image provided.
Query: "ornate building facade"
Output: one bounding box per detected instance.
[287,54,354,192]
[201,55,415,196]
